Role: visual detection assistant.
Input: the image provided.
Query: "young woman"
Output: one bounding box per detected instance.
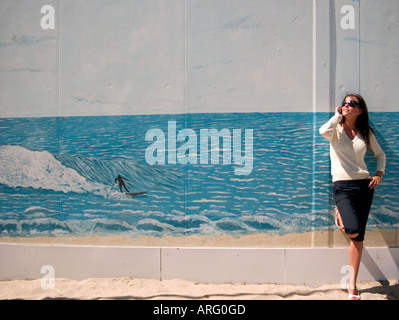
[319,93,386,300]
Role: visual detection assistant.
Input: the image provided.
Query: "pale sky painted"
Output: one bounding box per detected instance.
[0,0,398,117]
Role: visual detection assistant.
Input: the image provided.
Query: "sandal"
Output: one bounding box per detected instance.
[347,283,361,300]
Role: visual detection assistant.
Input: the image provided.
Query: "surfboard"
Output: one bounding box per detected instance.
[125,191,147,197]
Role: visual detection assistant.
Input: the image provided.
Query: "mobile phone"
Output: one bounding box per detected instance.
[338,106,342,114]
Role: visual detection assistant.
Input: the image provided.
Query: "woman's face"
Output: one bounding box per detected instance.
[342,96,361,118]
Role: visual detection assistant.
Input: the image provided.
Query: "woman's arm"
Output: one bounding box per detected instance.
[370,132,386,174]
[319,106,343,141]
[368,132,386,189]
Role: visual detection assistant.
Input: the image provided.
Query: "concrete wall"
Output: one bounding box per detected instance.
[1,0,398,116]
[1,243,398,285]
[0,1,398,282]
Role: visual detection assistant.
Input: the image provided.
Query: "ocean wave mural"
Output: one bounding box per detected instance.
[0,113,397,238]
[1,1,399,242]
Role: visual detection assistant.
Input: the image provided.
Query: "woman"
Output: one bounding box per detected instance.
[319,93,386,300]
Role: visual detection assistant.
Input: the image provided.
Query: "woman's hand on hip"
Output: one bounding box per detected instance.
[368,175,382,189]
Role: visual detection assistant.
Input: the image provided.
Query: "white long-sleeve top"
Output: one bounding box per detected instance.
[319,114,386,182]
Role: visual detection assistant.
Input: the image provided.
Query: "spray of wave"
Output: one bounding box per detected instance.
[0,145,183,197]
[0,145,107,194]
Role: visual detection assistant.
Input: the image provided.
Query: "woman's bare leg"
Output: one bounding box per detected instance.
[348,239,363,299]
[336,208,362,299]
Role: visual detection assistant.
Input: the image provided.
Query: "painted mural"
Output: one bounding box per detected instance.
[0,1,398,242]
[0,112,397,238]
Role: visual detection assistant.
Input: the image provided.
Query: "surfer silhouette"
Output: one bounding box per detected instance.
[114,175,130,192]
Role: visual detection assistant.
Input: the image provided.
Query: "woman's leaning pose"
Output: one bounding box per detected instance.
[319,93,386,300]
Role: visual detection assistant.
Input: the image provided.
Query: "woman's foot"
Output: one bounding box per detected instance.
[347,284,361,300]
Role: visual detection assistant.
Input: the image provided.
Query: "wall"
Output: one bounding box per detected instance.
[1,1,398,251]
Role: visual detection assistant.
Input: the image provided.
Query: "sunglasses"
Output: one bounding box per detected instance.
[342,99,359,108]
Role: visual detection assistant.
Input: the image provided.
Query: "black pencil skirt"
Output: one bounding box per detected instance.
[333,179,375,242]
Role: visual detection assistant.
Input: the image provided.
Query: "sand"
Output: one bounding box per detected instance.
[1,230,398,300]
[0,229,398,247]
[0,277,397,300]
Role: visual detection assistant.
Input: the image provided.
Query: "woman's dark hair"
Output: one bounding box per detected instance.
[340,93,373,148]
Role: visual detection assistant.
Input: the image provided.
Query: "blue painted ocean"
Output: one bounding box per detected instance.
[0,112,398,237]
